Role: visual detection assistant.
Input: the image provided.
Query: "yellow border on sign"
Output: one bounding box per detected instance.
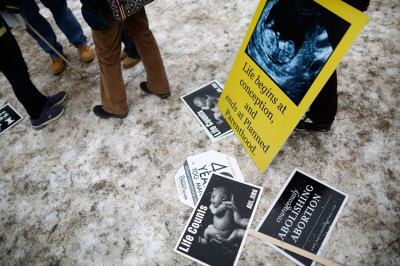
[218,0,369,172]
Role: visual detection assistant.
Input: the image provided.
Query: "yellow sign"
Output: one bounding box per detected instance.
[218,0,369,172]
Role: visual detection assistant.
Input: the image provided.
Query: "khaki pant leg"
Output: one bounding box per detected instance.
[123,8,170,94]
[92,20,128,114]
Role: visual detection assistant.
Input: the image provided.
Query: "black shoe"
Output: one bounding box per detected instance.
[140,81,171,99]
[295,116,332,132]
[93,105,128,119]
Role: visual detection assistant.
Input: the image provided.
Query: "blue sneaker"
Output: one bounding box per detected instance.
[31,105,65,130]
[47,91,67,108]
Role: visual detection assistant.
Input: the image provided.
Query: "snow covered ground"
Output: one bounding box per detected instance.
[0,0,399,265]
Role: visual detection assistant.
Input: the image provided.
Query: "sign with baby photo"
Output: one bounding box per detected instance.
[174,174,263,266]
[256,169,348,266]
[0,103,23,135]
[181,81,233,142]
[217,0,369,172]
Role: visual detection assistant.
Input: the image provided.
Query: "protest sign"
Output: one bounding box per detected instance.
[0,104,23,135]
[175,174,262,266]
[256,169,348,266]
[175,150,244,208]
[182,81,233,142]
[218,0,369,172]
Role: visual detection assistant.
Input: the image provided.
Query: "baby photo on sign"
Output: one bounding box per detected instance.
[181,81,233,142]
[174,174,262,266]
[246,0,350,105]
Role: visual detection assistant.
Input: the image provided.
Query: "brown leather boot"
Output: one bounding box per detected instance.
[120,50,127,61]
[78,44,94,63]
[122,57,140,69]
[51,57,65,75]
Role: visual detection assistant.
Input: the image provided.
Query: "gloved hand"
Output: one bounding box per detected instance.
[0,0,21,13]
[80,0,110,31]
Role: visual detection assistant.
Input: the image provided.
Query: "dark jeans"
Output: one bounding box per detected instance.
[122,28,140,59]
[0,29,46,119]
[20,0,87,58]
[308,71,337,125]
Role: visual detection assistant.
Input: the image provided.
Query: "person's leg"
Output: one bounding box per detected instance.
[123,8,170,95]
[120,28,140,68]
[40,0,93,63]
[19,0,63,58]
[225,228,245,242]
[91,19,128,115]
[0,29,66,129]
[40,0,87,48]
[203,225,218,242]
[308,71,338,125]
[0,29,46,119]
[295,71,337,131]
[122,28,140,59]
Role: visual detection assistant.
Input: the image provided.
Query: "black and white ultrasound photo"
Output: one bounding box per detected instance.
[246,0,349,105]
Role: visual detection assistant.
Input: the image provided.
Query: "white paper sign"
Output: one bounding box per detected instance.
[175,150,244,208]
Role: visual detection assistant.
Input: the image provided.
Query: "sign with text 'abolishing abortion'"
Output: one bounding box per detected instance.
[218,0,369,172]
[256,169,348,266]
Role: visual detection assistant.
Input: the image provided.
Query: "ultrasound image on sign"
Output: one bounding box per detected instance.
[246,0,350,105]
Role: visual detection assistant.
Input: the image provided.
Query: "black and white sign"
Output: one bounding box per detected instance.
[0,104,23,134]
[256,169,348,266]
[175,174,262,266]
[181,81,233,142]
